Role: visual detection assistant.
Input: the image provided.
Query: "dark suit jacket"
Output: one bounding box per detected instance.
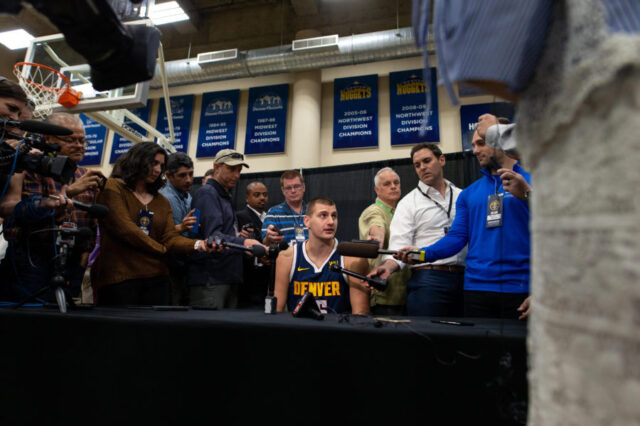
[236,206,269,306]
[236,207,263,241]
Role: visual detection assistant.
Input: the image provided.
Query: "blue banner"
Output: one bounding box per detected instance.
[244,84,289,155]
[109,101,151,163]
[196,89,240,158]
[389,68,439,145]
[157,94,194,153]
[333,74,378,149]
[78,114,107,167]
[460,102,515,150]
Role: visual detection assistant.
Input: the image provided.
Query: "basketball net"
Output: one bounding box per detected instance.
[13,62,82,119]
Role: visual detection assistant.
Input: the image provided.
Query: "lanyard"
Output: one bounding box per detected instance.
[418,185,453,219]
[375,200,394,217]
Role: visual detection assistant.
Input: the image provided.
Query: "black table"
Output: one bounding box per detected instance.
[0,307,527,425]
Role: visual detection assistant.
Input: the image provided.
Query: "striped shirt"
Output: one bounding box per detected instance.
[261,201,308,244]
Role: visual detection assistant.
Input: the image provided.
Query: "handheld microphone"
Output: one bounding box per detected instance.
[337,241,426,262]
[329,263,388,292]
[48,195,110,218]
[207,235,266,257]
[3,119,73,136]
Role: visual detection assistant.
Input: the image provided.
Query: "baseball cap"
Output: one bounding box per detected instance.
[214,149,249,168]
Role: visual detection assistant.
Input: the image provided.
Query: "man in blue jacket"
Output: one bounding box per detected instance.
[187,149,264,309]
[370,115,531,319]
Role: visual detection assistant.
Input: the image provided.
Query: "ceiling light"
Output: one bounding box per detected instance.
[0,29,34,50]
[149,1,190,25]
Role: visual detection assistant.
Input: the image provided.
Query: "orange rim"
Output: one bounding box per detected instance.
[13,61,71,93]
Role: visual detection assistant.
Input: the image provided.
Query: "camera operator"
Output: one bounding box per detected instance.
[3,110,99,302]
[0,78,70,219]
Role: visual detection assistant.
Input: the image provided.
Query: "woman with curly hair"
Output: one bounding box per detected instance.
[91,142,211,305]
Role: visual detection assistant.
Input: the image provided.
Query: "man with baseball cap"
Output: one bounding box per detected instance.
[187,149,264,309]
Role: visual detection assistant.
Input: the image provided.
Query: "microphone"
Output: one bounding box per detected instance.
[485,123,518,154]
[3,119,73,136]
[337,241,426,262]
[291,291,324,320]
[48,195,110,218]
[329,263,388,292]
[267,241,290,258]
[207,236,266,257]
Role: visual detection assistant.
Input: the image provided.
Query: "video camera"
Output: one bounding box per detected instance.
[0,120,77,185]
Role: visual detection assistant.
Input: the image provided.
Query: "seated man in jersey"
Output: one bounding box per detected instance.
[274,197,370,315]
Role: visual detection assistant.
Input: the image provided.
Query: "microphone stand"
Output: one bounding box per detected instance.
[265,243,286,314]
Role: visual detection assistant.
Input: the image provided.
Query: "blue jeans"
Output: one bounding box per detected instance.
[406,269,464,317]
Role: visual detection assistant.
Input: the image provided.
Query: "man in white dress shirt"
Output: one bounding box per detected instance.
[369,143,466,316]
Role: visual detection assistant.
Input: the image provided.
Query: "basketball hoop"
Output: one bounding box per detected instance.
[13,62,82,119]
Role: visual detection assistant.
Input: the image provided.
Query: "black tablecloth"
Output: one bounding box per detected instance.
[0,307,527,425]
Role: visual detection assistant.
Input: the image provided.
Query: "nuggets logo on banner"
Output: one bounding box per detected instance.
[244,84,289,155]
[78,114,107,167]
[389,68,440,145]
[157,94,194,153]
[333,74,378,149]
[109,101,151,163]
[460,102,515,151]
[197,89,239,158]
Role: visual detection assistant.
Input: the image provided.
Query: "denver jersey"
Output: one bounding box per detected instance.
[288,239,350,314]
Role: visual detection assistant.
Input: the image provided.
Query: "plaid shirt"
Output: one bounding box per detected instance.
[7,168,98,251]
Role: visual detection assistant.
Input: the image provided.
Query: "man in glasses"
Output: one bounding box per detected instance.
[9,113,103,300]
[262,170,309,246]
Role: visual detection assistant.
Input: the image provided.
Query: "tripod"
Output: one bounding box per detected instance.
[14,225,86,313]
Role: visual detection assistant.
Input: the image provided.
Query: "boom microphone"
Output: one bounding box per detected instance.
[4,119,73,136]
[337,241,426,262]
[49,195,110,218]
[329,263,388,292]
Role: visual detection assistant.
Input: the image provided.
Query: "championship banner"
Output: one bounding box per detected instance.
[333,74,378,149]
[460,102,515,151]
[109,101,151,163]
[389,68,439,145]
[157,94,194,153]
[196,89,240,158]
[78,113,107,167]
[244,84,289,155]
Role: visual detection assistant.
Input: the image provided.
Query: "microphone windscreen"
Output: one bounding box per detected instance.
[18,120,73,136]
[329,263,341,273]
[278,241,290,251]
[251,244,266,257]
[337,241,379,258]
[86,203,110,218]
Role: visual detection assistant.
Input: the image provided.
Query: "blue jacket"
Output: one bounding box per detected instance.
[421,163,531,293]
[187,179,245,286]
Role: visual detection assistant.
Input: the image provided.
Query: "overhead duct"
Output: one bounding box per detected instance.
[150,27,430,88]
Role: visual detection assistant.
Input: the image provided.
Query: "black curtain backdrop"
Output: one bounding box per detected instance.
[192,151,482,241]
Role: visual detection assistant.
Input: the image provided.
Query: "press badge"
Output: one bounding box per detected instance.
[486,194,503,228]
[137,209,154,235]
[295,227,306,242]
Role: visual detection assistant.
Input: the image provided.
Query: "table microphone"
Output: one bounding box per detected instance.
[337,241,426,262]
[329,263,388,292]
[49,195,110,218]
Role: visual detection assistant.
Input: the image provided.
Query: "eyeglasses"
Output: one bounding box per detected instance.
[282,184,303,192]
[56,135,87,146]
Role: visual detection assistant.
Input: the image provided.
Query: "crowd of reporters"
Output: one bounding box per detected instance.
[0,77,531,320]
